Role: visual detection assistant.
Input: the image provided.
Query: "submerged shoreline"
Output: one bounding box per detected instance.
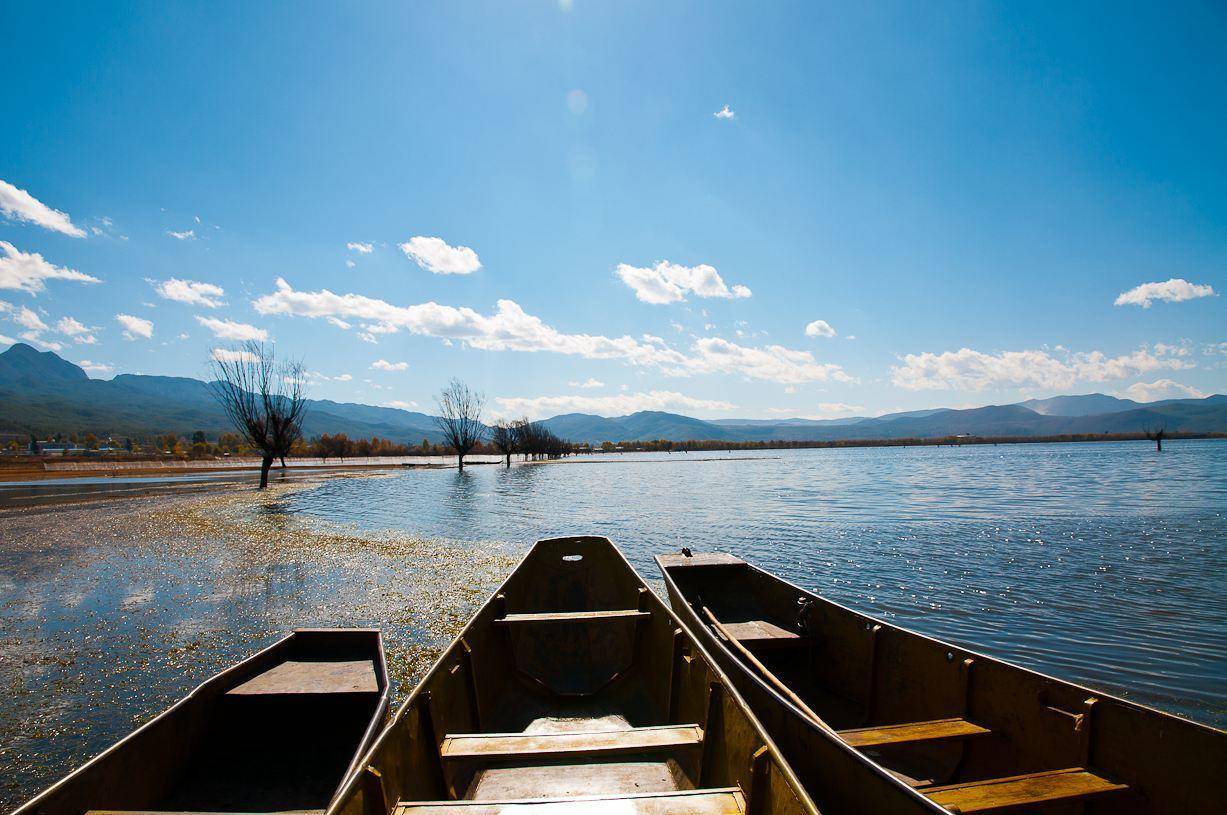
[0,477,517,810]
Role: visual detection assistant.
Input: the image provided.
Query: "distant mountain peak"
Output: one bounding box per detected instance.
[0,342,89,384]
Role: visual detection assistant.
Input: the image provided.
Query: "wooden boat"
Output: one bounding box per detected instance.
[13,628,390,815]
[326,536,938,815]
[657,551,1227,814]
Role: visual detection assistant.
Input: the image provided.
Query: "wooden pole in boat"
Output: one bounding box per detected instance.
[700,605,827,729]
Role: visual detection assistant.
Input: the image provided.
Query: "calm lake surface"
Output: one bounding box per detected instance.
[290,440,1227,724]
[1,439,1224,807]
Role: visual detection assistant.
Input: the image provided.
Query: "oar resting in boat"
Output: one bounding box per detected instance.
[657,550,1227,815]
[12,628,390,815]
[326,536,940,815]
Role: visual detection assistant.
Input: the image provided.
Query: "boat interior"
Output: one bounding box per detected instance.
[659,552,1226,815]
[18,628,388,815]
[329,536,818,815]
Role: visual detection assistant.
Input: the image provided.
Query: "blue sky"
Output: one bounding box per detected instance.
[1,1,1224,420]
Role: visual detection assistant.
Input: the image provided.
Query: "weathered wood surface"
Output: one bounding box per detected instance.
[395,787,747,814]
[227,659,379,695]
[717,620,807,649]
[493,609,651,625]
[923,767,1129,813]
[656,552,748,569]
[440,724,703,761]
[837,718,991,749]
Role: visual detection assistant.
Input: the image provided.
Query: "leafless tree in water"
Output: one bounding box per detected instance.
[490,419,516,467]
[435,378,486,471]
[209,342,308,489]
[1143,421,1167,452]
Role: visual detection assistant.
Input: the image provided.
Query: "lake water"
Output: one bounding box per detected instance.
[1,439,1224,807]
[291,440,1227,724]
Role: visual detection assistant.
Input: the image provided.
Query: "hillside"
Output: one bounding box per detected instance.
[0,344,1223,444]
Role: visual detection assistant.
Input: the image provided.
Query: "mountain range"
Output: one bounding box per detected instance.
[0,343,1224,444]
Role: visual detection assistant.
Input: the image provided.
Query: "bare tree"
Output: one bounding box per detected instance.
[209,342,308,489]
[1143,422,1167,452]
[490,419,516,467]
[435,378,486,471]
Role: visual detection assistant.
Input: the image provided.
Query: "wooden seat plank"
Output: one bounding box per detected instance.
[225,660,378,696]
[441,724,703,762]
[716,619,808,649]
[656,552,747,569]
[838,717,991,749]
[396,787,745,815]
[494,610,651,625]
[923,767,1128,813]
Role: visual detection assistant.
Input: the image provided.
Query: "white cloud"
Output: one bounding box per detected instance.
[166,229,195,240]
[116,314,154,340]
[0,241,100,294]
[334,373,353,382]
[77,359,113,375]
[0,333,14,345]
[765,403,864,418]
[1114,278,1215,308]
[615,261,752,304]
[152,278,226,307]
[210,347,257,363]
[1120,379,1208,402]
[22,332,63,351]
[195,315,268,341]
[496,390,737,420]
[566,89,588,115]
[14,306,47,332]
[370,359,409,372]
[805,319,836,338]
[0,179,85,237]
[347,242,373,254]
[326,316,352,330]
[386,399,418,409]
[345,260,356,268]
[55,316,97,344]
[569,378,605,389]
[399,236,481,275]
[253,278,849,385]
[713,105,735,120]
[891,345,1193,391]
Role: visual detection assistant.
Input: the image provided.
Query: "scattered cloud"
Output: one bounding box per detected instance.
[1119,379,1208,402]
[1114,278,1215,308]
[569,378,605,389]
[55,316,97,344]
[370,359,409,371]
[891,344,1193,391]
[194,315,268,341]
[713,105,735,120]
[0,179,86,237]
[77,359,113,375]
[386,399,418,409]
[13,306,47,332]
[399,236,481,275]
[253,278,849,385]
[615,261,751,304]
[152,278,226,308]
[22,332,63,351]
[347,242,374,254]
[210,347,257,363]
[116,313,153,340]
[166,229,196,241]
[764,403,864,418]
[0,241,100,294]
[805,319,836,338]
[566,89,588,115]
[334,373,353,382]
[345,260,356,268]
[495,390,736,420]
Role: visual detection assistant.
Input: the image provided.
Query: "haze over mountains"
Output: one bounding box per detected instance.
[1,344,1224,444]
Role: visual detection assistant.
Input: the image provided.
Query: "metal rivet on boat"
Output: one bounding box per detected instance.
[946,651,955,662]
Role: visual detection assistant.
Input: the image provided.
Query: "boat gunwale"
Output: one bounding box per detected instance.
[659,553,1225,737]
[326,535,822,815]
[10,628,391,815]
